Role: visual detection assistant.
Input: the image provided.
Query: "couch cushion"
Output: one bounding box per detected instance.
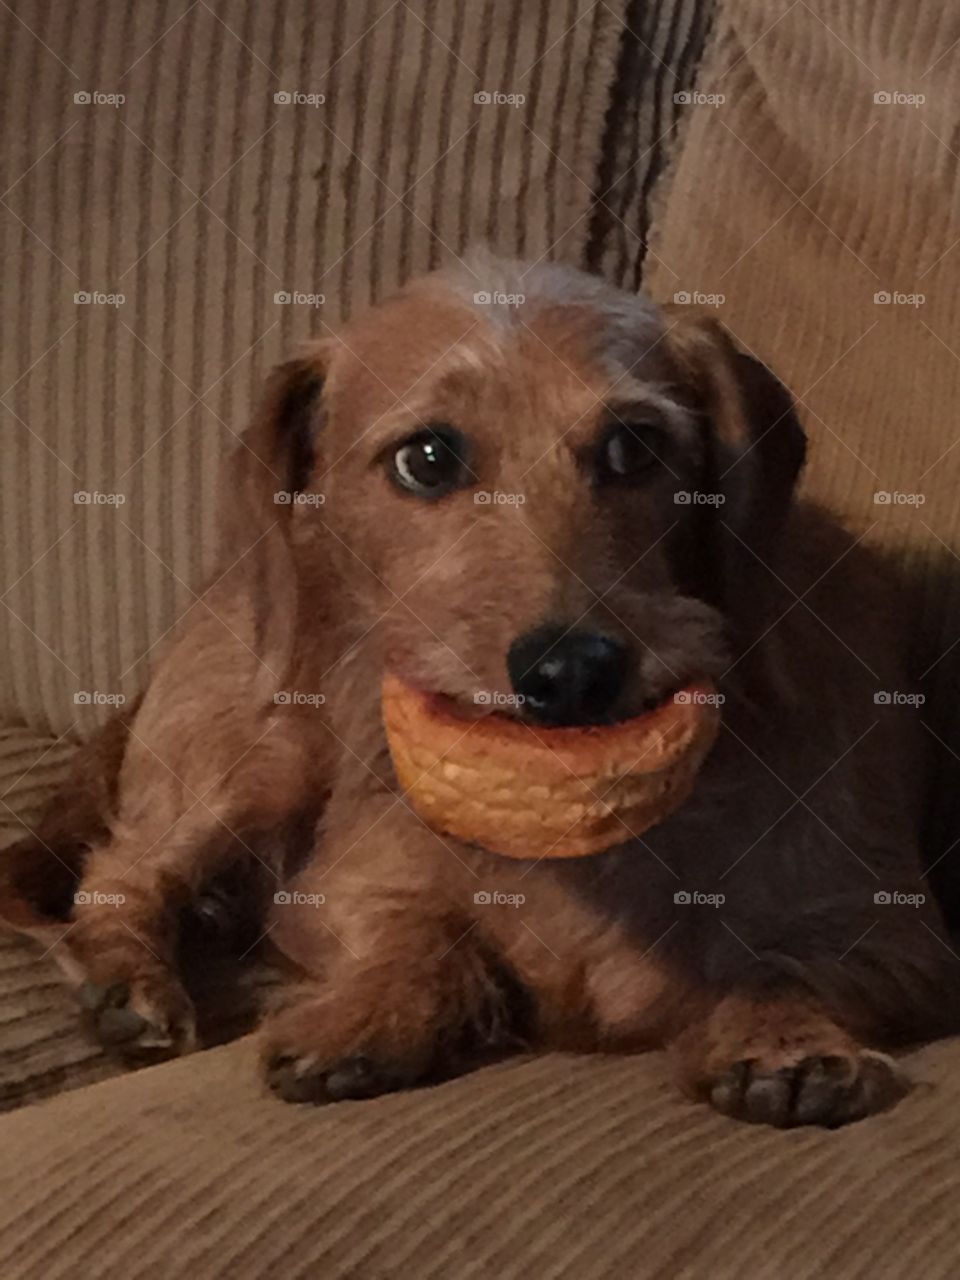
[0,730,120,1108]
[0,733,273,1111]
[644,0,960,883]
[0,728,76,840]
[0,1035,959,1278]
[0,0,636,738]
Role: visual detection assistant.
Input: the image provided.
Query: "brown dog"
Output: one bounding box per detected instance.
[3,252,956,1125]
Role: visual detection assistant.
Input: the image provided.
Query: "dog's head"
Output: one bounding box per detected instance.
[240,255,805,726]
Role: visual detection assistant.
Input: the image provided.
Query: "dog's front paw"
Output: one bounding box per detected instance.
[259,974,473,1105]
[265,1048,425,1104]
[674,993,910,1128]
[78,971,197,1059]
[707,1048,908,1128]
[262,1000,435,1105]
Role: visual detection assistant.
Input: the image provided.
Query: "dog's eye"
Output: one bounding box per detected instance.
[598,423,664,483]
[390,428,469,498]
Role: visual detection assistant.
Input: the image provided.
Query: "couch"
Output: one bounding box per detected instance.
[1,1,959,1275]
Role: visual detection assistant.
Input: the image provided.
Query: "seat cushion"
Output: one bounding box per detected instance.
[644,0,960,878]
[0,730,120,1108]
[0,0,634,739]
[0,731,273,1110]
[1,1034,960,1278]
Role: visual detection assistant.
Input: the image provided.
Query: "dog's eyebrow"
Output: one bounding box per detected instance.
[602,383,699,438]
[355,347,501,453]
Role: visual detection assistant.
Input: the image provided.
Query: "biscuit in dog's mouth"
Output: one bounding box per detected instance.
[381,672,721,859]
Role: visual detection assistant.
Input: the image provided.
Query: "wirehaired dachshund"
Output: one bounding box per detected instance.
[3,252,956,1126]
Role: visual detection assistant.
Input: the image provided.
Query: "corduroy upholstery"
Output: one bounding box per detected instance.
[2,1,960,1276]
[1,1037,960,1279]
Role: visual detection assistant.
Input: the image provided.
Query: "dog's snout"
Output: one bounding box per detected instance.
[507,626,628,726]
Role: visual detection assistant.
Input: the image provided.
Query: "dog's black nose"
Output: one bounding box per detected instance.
[507,626,628,726]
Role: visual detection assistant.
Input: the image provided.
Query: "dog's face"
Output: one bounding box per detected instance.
[247,259,805,726]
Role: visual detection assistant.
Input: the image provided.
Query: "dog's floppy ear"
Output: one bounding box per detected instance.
[665,316,807,603]
[222,341,332,548]
[219,342,332,686]
[240,342,331,509]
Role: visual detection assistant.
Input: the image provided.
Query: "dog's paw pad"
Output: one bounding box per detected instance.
[709,1050,907,1128]
[77,977,196,1058]
[265,1051,415,1105]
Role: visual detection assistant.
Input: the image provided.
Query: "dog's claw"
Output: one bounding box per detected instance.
[96,1005,152,1045]
[78,980,127,1013]
[77,977,196,1058]
[709,1051,907,1128]
[266,1052,327,1103]
[266,1051,416,1104]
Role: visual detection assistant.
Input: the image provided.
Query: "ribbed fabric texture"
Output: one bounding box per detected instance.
[0,0,628,739]
[0,729,75,835]
[6,4,960,1277]
[646,0,960,575]
[586,0,715,291]
[645,0,960,880]
[1,1036,960,1278]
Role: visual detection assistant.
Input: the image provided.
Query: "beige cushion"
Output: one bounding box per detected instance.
[0,730,118,1108]
[0,729,75,841]
[3,2,960,1274]
[1,1034,960,1277]
[0,0,626,738]
[645,0,960,855]
[646,0,960,630]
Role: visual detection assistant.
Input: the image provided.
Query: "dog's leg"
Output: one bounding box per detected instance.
[261,801,528,1103]
[64,718,320,1058]
[67,807,255,1056]
[670,904,955,1127]
[0,699,261,1054]
[0,701,139,930]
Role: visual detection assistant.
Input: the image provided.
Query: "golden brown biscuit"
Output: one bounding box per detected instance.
[382,674,721,859]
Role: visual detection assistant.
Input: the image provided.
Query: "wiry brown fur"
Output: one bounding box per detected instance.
[2,254,957,1124]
